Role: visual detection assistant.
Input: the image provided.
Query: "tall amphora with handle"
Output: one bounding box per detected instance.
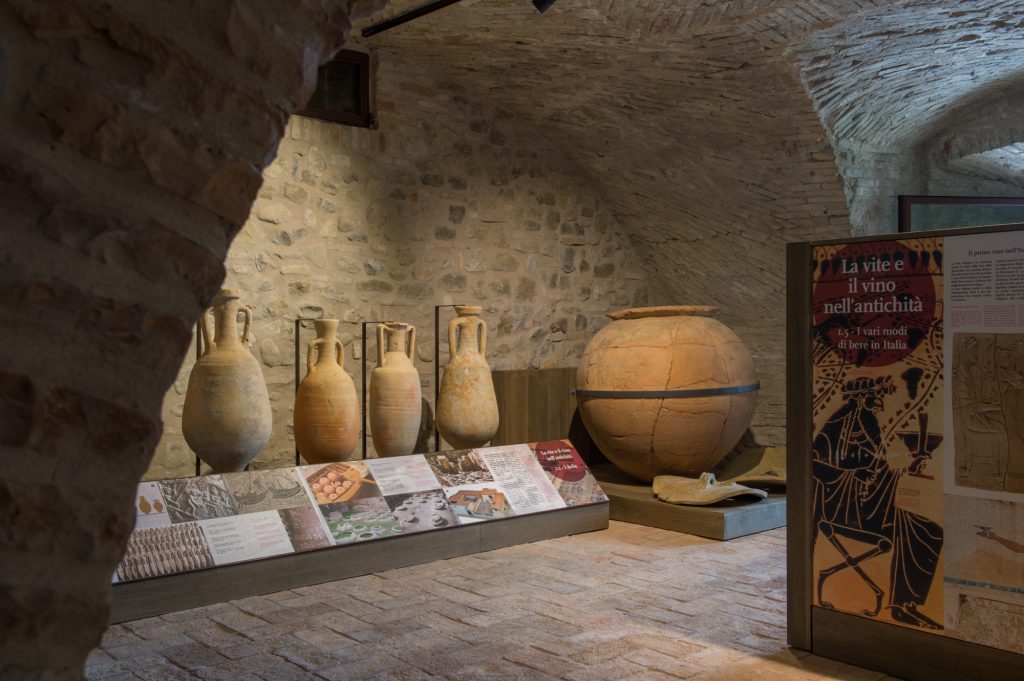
[294,319,359,463]
[182,288,272,472]
[369,323,422,457]
[437,305,499,449]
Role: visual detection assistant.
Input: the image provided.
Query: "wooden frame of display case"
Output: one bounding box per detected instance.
[786,224,1024,681]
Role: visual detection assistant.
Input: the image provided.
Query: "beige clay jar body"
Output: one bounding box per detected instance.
[576,305,758,482]
[182,288,272,473]
[369,323,422,457]
[294,319,359,463]
[437,305,499,450]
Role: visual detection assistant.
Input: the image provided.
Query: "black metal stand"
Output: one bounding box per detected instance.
[360,320,395,460]
[194,321,202,477]
[294,318,363,466]
[433,304,465,451]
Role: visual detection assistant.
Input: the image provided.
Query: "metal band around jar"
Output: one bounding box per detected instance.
[573,383,760,399]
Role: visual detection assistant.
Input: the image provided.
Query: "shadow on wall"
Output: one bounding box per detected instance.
[416,397,434,453]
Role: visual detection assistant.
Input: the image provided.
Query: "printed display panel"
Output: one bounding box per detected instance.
[113,440,604,584]
[810,233,1024,654]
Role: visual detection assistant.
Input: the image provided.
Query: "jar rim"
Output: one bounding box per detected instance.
[607,305,718,320]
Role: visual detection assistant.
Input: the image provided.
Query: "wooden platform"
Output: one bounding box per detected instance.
[592,464,785,540]
[111,502,608,623]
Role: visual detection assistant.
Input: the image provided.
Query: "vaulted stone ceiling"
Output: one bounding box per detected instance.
[350,0,1024,441]
[355,1,858,318]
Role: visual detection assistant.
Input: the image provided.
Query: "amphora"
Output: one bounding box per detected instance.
[369,323,422,456]
[182,288,272,472]
[437,305,499,449]
[294,319,359,463]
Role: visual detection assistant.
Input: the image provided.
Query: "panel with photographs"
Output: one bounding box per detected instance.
[798,230,1024,658]
[114,441,607,585]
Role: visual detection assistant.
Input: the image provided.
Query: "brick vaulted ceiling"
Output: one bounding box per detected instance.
[354,1,1024,305]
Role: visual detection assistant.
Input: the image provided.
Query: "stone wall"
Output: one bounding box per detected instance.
[146,78,650,480]
[361,3,860,449]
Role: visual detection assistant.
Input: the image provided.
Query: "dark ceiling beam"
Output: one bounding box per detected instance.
[361,0,558,37]
[361,0,465,37]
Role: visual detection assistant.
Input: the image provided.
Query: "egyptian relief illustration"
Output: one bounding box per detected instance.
[943,494,1024,653]
[810,239,946,631]
[952,333,1024,493]
[158,476,237,523]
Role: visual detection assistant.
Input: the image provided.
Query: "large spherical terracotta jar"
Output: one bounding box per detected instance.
[576,305,758,482]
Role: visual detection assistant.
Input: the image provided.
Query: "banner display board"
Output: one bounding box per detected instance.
[809,233,1024,655]
[114,440,606,585]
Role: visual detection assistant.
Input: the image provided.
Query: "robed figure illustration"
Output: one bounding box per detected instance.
[812,376,944,628]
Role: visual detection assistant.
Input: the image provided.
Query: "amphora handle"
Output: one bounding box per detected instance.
[198,308,214,357]
[448,317,462,359]
[306,339,319,374]
[307,338,345,374]
[241,306,252,344]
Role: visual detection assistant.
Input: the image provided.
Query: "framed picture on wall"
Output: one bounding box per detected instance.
[898,195,1024,232]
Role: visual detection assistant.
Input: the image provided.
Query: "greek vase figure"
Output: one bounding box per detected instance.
[294,319,359,463]
[437,305,499,449]
[182,288,272,473]
[369,323,422,457]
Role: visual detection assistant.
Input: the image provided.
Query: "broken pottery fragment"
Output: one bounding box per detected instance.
[713,445,787,488]
[653,472,767,506]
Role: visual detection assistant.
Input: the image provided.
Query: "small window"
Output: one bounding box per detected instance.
[898,196,1024,232]
[298,50,373,128]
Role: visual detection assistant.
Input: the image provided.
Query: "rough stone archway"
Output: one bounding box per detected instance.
[0,1,380,677]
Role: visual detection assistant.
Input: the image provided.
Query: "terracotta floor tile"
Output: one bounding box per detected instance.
[87,524,899,681]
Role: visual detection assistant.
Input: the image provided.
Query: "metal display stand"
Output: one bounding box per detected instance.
[293,318,363,465]
[433,304,466,450]
[192,322,203,476]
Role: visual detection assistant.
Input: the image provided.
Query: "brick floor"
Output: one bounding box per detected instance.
[87,522,902,680]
